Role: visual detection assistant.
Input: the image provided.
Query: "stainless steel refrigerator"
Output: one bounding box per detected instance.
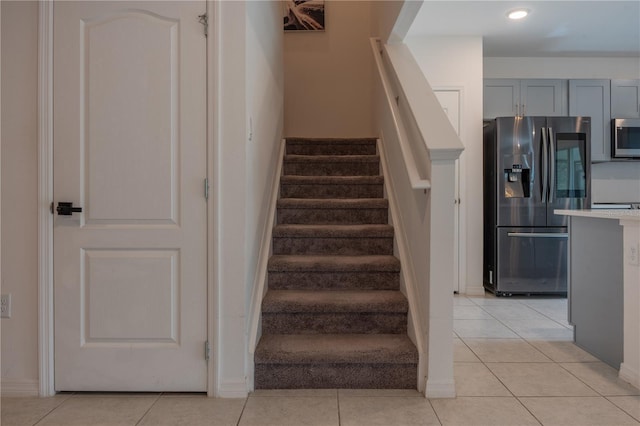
[483,116,591,296]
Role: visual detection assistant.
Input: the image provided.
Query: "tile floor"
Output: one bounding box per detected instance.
[2,294,639,425]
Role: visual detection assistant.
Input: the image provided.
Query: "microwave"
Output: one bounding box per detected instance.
[612,118,640,159]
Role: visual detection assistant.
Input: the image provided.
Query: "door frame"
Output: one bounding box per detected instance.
[433,86,467,295]
[37,0,220,396]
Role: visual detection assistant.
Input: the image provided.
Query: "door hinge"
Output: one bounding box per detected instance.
[198,13,208,37]
[205,340,211,362]
[204,178,210,201]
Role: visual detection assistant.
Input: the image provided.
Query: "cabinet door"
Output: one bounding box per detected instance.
[569,79,611,162]
[611,79,640,118]
[520,79,568,116]
[484,79,519,119]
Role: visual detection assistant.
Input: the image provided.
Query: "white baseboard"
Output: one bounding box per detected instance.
[463,285,485,296]
[425,378,456,398]
[1,378,39,396]
[619,362,640,389]
[217,379,248,398]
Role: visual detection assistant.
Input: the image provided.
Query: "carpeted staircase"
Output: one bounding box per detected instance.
[254,137,418,389]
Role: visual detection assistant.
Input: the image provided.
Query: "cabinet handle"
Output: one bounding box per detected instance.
[522,104,525,116]
[515,103,519,115]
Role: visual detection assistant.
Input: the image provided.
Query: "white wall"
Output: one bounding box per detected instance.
[244,0,284,389]
[591,164,640,203]
[214,0,249,396]
[370,0,423,43]
[214,0,284,396]
[245,1,284,294]
[405,36,484,295]
[369,1,404,42]
[484,57,640,80]
[284,0,375,138]
[1,1,40,393]
[485,56,640,203]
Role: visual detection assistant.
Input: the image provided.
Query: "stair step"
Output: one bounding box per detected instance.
[277,198,388,225]
[272,225,394,256]
[286,138,377,155]
[267,255,400,290]
[280,176,384,199]
[257,136,418,390]
[263,290,408,313]
[254,334,418,389]
[261,290,408,334]
[283,155,380,176]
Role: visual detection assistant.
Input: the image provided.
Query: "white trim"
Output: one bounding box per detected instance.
[377,137,427,393]
[207,0,220,397]
[619,362,640,389]
[425,378,456,399]
[246,138,286,391]
[1,379,40,397]
[432,86,466,295]
[217,379,249,398]
[37,0,55,397]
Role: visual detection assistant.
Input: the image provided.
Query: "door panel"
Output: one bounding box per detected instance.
[84,11,178,224]
[497,227,568,294]
[54,1,207,391]
[546,117,591,227]
[496,117,547,228]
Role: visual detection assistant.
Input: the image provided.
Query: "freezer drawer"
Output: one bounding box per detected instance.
[496,227,568,295]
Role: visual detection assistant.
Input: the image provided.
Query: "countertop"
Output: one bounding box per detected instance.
[555,209,640,222]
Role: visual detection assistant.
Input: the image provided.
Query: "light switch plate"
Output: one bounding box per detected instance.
[0,294,11,318]
[630,243,640,266]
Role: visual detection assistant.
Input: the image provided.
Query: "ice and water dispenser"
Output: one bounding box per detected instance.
[503,156,530,198]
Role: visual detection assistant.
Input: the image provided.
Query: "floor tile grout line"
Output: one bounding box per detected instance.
[513,395,545,426]
[336,389,342,426]
[516,395,640,425]
[522,302,574,330]
[604,395,640,422]
[133,392,162,426]
[554,359,639,398]
[461,295,573,347]
[235,394,250,426]
[426,398,444,426]
[31,393,75,426]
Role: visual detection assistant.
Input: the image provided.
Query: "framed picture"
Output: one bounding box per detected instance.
[283,0,325,31]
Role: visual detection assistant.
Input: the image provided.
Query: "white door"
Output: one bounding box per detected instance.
[53,1,208,391]
[434,90,462,294]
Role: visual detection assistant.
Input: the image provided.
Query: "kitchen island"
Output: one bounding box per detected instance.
[555,209,640,388]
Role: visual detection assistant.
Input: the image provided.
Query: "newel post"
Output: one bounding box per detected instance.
[425,154,459,398]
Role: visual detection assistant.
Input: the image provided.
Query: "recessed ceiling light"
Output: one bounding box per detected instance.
[507,9,529,20]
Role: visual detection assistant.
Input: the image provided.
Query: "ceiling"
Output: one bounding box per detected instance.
[407,1,640,57]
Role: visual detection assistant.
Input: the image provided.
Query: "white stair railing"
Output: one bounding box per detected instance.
[371,37,463,398]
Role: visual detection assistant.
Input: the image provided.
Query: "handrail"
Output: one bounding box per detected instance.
[370,38,431,190]
[382,41,464,161]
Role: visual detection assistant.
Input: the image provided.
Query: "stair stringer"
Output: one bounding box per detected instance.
[247,138,286,392]
[377,138,427,393]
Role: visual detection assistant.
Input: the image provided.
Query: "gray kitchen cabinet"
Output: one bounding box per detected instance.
[569,79,611,162]
[611,79,640,118]
[484,79,568,119]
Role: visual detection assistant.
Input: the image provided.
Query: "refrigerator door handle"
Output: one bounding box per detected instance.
[541,127,548,202]
[548,127,555,203]
[507,232,569,238]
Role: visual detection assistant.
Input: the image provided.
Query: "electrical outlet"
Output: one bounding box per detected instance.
[630,243,640,266]
[0,294,11,319]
